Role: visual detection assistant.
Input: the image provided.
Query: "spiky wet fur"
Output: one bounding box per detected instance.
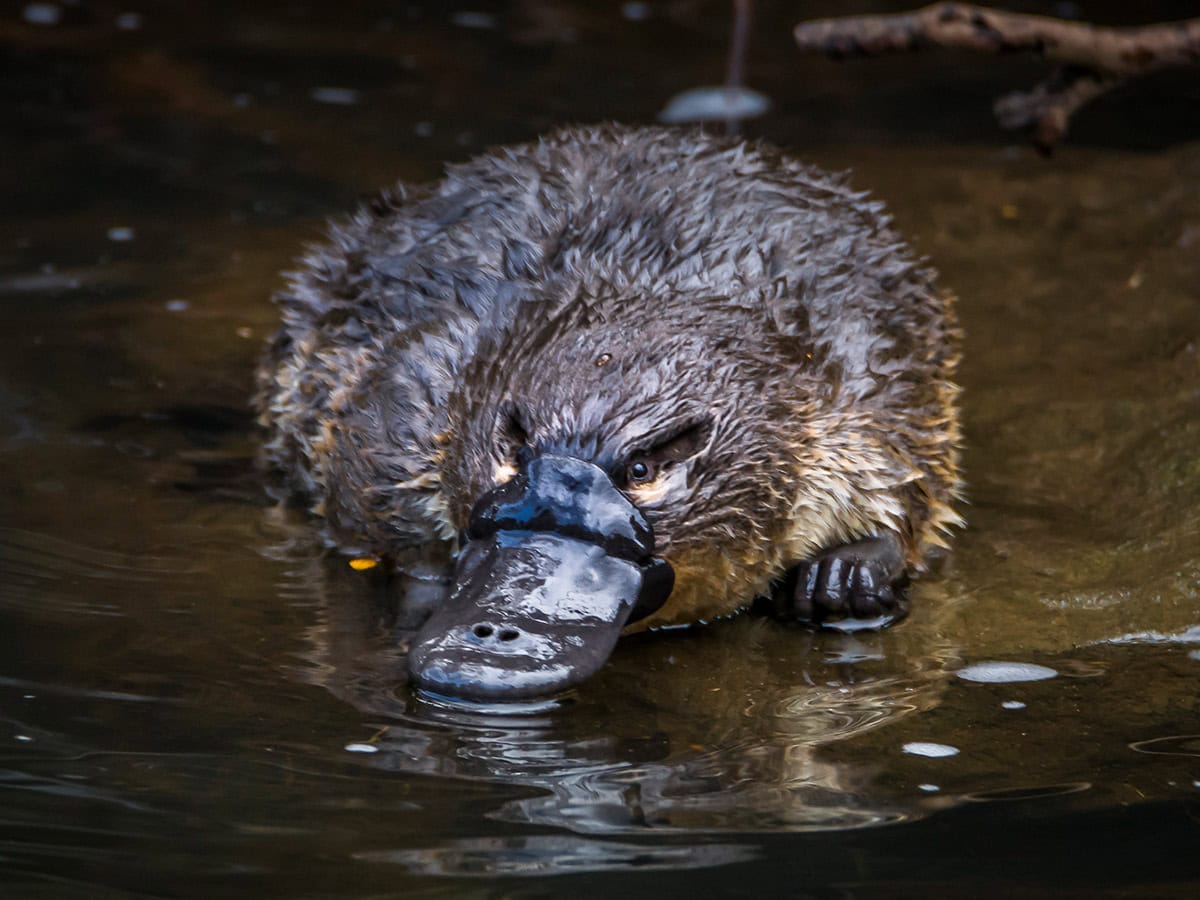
[257,124,962,630]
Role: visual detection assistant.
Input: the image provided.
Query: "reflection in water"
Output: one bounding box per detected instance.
[355,835,760,876]
[286,546,958,841]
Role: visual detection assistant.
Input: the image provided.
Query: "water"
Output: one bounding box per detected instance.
[2,1,1199,896]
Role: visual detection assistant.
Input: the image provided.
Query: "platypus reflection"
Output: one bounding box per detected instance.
[257,125,962,701]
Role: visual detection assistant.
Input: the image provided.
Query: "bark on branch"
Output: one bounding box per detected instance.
[793,3,1200,150]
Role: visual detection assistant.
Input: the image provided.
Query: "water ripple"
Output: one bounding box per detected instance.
[0,527,196,620]
[354,834,760,876]
[964,782,1092,802]
[1129,735,1200,757]
[0,675,183,705]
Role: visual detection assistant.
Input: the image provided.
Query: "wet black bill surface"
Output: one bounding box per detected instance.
[407,532,647,701]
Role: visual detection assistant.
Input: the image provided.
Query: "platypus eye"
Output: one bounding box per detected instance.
[624,417,713,485]
[626,460,654,484]
[622,418,713,491]
[494,402,529,455]
[491,402,529,485]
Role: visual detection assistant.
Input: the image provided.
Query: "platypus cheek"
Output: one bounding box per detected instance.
[626,476,672,506]
[406,455,674,702]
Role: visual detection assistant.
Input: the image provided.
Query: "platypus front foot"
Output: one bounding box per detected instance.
[773,534,910,630]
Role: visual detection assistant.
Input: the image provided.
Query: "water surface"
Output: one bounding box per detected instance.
[2,1,1199,896]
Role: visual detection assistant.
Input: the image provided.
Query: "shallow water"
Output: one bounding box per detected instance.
[2,1,1199,896]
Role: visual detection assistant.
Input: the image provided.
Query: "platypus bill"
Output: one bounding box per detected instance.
[257,124,963,702]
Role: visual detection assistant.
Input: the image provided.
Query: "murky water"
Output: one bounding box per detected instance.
[2,1,1199,896]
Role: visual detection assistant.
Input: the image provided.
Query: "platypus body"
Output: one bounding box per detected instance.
[257,125,962,701]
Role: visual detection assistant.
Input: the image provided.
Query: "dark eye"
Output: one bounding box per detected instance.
[626,460,654,484]
[495,402,529,456]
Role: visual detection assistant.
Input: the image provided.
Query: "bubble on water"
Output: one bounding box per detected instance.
[15,735,33,742]
[957,662,1058,683]
[344,742,379,754]
[23,4,61,26]
[658,86,771,124]
[107,226,135,242]
[903,742,959,758]
[1001,700,1027,710]
[451,11,496,30]
[622,2,651,21]
[311,87,360,106]
[164,299,189,312]
[918,783,941,792]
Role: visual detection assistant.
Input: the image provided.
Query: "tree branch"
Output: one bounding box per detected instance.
[793,3,1200,150]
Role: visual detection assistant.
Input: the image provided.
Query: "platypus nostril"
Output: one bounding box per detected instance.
[406,532,654,700]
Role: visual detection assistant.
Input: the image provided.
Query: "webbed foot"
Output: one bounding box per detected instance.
[772,534,910,630]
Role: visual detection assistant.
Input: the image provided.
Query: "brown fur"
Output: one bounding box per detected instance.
[257,124,963,627]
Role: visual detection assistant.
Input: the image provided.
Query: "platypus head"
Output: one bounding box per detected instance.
[406,291,881,702]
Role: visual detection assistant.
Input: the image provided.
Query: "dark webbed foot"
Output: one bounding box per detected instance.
[772,534,910,630]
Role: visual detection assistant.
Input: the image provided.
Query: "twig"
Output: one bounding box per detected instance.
[793,3,1200,150]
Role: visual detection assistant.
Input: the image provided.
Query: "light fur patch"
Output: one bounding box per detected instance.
[627,474,672,505]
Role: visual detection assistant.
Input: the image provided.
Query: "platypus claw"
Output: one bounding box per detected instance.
[775,535,910,629]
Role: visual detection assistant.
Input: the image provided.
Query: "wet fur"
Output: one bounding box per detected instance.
[257,124,962,629]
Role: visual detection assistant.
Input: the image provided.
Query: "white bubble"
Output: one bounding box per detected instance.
[658,86,771,124]
[903,742,960,758]
[1001,700,1027,710]
[164,299,189,312]
[957,662,1058,683]
[15,735,33,742]
[451,11,495,29]
[311,87,360,106]
[107,226,135,242]
[918,783,941,792]
[23,4,61,26]
[344,742,379,754]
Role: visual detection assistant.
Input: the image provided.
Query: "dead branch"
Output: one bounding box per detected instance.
[793,3,1200,150]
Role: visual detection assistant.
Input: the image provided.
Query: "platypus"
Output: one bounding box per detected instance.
[256,124,962,702]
